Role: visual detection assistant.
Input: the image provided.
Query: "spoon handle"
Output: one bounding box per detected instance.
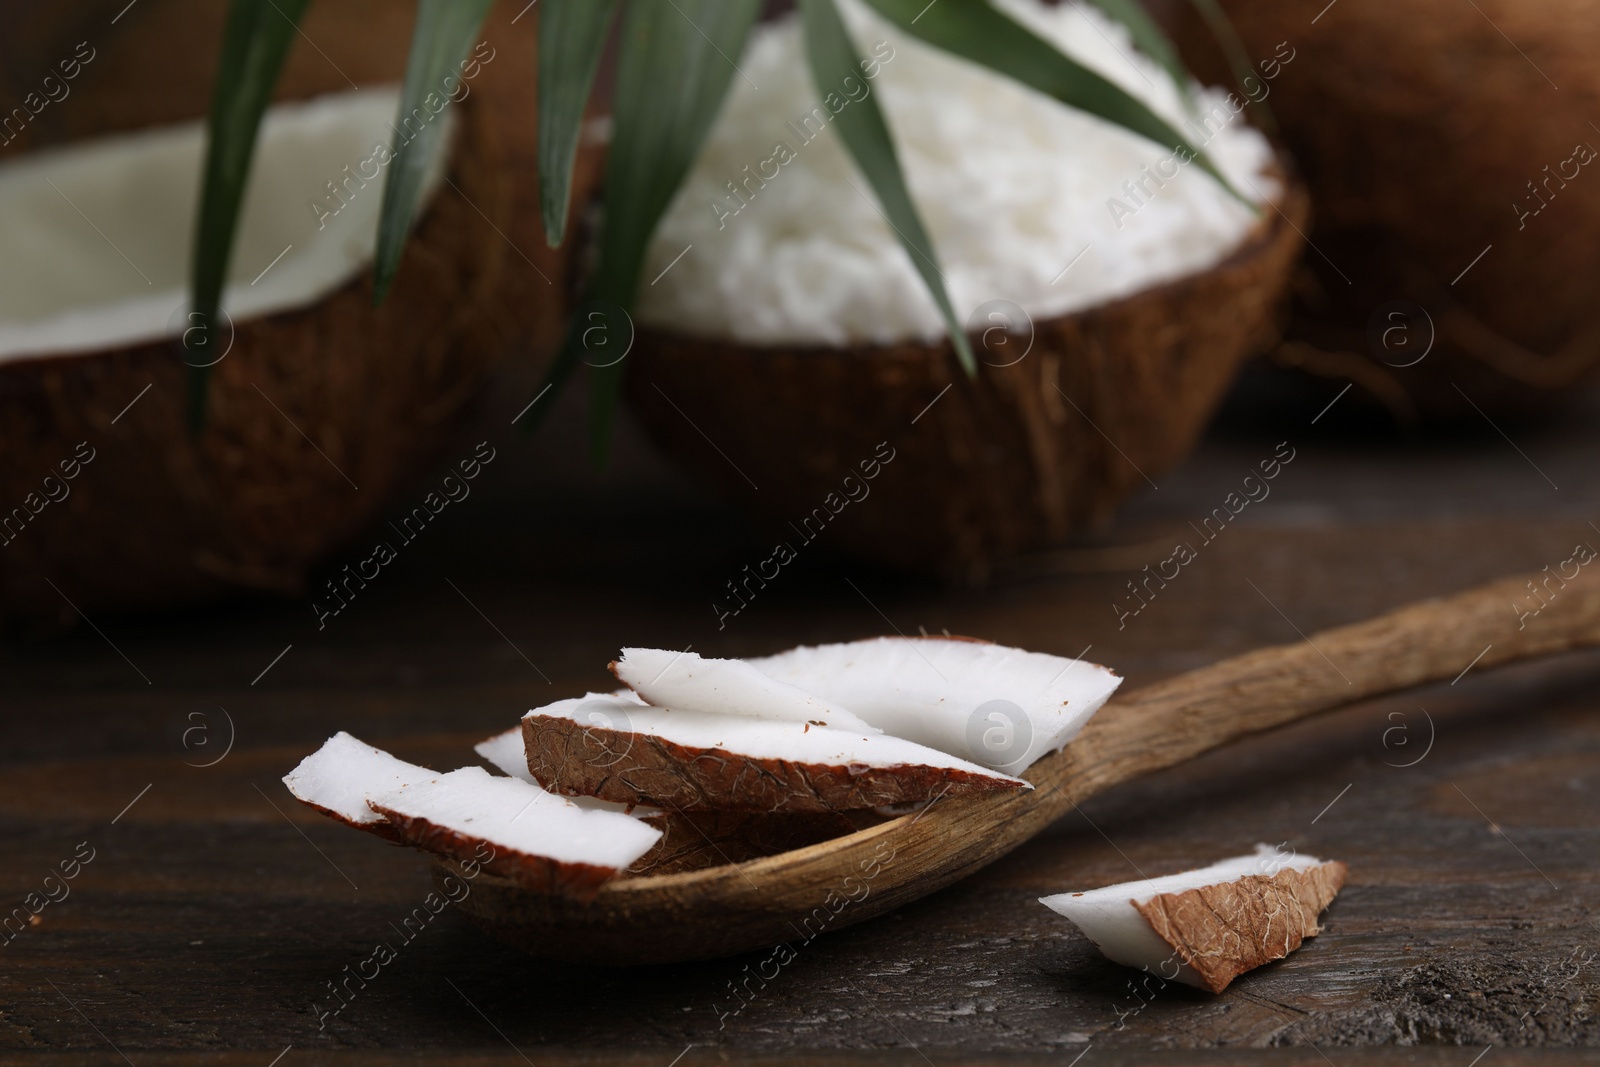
[1039,569,1600,810]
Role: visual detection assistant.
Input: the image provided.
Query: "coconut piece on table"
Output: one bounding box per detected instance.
[282,731,437,841]
[523,693,1029,813]
[747,637,1121,773]
[1039,844,1347,993]
[367,766,662,898]
[612,648,879,733]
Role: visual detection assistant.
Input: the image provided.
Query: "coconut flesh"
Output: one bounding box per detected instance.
[749,638,1120,772]
[1039,844,1347,993]
[284,733,661,896]
[366,766,662,895]
[0,87,447,363]
[634,0,1277,346]
[613,647,879,733]
[281,730,437,839]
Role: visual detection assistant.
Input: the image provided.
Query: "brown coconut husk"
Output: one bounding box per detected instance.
[521,713,1029,813]
[623,173,1308,582]
[1172,0,1600,417]
[1134,859,1347,994]
[0,0,587,622]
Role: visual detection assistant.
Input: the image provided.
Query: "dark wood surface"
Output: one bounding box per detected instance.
[4,369,1599,1064]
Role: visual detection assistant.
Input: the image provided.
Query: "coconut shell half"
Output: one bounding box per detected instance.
[622,173,1307,581]
[0,0,586,622]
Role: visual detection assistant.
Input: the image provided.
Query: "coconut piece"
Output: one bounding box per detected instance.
[624,182,1304,581]
[476,723,861,874]
[612,647,879,733]
[1039,844,1347,993]
[367,766,662,898]
[523,693,1029,812]
[747,637,1121,773]
[281,731,436,841]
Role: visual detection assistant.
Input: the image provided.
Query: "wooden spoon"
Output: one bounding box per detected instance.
[440,571,1600,964]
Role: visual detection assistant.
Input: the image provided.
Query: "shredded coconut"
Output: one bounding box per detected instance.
[634,0,1278,346]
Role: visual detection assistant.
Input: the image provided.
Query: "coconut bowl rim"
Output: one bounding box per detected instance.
[627,156,1307,364]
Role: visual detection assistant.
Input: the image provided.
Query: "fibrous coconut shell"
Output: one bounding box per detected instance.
[623,173,1306,581]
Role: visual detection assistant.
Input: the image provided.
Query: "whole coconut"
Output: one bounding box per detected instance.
[1174,0,1600,416]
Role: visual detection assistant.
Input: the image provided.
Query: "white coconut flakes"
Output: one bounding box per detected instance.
[634,0,1278,347]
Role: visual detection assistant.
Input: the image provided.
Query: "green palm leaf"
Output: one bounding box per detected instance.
[189,0,311,427]
[859,0,1246,202]
[521,0,762,460]
[372,0,495,304]
[798,0,976,376]
[537,0,620,246]
[1078,0,1188,100]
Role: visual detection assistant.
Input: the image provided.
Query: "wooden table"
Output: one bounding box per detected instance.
[4,369,1598,1064]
